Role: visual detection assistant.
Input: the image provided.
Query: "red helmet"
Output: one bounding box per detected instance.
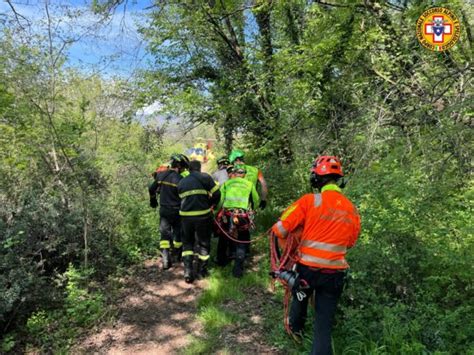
[311,156,343,176]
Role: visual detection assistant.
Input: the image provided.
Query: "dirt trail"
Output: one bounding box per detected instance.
[74,255,282,354]
[74,260,205,354]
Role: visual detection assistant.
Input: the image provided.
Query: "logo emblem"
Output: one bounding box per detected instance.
[416,7,460,52]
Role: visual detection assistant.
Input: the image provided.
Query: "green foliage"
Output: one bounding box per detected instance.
[1,0,473,352]
[0,32,165,351]
[332,149,474,354]
[24,265,105,352]
[159,0,473,344]
[1,334,16,353]
[259,138,473,353]
[64,265,104,328]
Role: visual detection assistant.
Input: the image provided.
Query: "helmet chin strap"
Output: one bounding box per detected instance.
[310,173,345,191]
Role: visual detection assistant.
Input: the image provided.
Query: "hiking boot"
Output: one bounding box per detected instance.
[183,256,194,283]
[161,249,172,270]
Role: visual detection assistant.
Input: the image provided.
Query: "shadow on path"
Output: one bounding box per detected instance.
[74,259,205,354]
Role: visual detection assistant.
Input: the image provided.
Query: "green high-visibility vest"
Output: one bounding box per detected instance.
[217,177,260,210]
[242,164,259,187]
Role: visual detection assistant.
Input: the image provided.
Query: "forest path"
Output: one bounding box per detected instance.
[74,259,205,354]
[73,253,282,354]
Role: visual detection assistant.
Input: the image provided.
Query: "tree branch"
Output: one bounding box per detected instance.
[460,10,473,51]
[5,0,30,30]
[200,4,244,62]
[219,0,243,59]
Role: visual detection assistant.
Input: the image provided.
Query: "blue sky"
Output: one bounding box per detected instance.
[0,0,154,76]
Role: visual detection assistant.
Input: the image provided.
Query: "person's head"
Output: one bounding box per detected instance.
[217,156,230,170]
[232,165,246,178]
[309,155,344,191]
[229,149,245,164]
[189,160,201,172]
[179,154,190,169]
[170,154,188,173]
[226,164,235,177]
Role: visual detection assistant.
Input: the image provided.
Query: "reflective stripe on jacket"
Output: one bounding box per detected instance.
[217,177,260,211]
[177,171,220,217]
[148,170,182,209]
[272,184,361,269]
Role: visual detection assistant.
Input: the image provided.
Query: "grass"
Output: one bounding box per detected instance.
[184,209,363,354]
[183,231,308,354]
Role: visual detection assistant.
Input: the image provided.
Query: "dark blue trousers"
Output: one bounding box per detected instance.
[159,207,181,247]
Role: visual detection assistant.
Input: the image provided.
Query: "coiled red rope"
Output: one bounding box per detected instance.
[214,210,303,337]
[269,227,303,336]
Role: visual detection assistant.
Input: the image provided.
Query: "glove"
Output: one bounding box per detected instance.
[259,200,267,210]
[150,197,158,208]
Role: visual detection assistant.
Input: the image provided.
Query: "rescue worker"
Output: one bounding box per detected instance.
[228,149,268,209]
[212,156,230,185]
[271,156,361,355]
[178,160,221,283]
[149,154,189,270]
[211,157,230,244]
[215,165,260,277]
[229,150,268,257]
[151,152,188,180]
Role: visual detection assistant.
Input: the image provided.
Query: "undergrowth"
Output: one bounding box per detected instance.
[185,190,474,355]
[184,210,309,354]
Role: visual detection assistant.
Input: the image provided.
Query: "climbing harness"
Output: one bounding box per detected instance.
[213,209,267,245]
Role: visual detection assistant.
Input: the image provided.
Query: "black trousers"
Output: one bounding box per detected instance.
[159,207,181,249]
[216,215,250,265]
[181,215,212,259]
[289,264,345,355]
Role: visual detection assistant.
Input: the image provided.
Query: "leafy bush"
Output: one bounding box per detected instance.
[255,137,473,353]
[24,264,105,352]
[336,148,473,352]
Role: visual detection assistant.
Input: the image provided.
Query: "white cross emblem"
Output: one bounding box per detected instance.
[425,16,452,43]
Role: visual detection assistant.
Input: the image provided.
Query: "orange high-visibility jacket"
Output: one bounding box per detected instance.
[272,184,361,269]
